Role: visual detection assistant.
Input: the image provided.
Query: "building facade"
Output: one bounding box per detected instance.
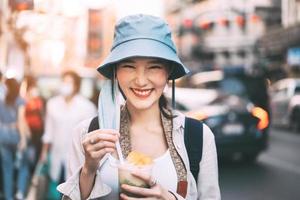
[174,0,280,73]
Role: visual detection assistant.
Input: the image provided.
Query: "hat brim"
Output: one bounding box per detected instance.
[97,39,189,80]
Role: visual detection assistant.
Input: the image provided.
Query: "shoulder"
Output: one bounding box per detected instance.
[172,110,215,142]
[73,117,95,141]
[0,99,4,106]
[47,95,62,106]
[0,100,5,112]
[75,95,90,102]
[16,96,25,105]
[171,110,185,129]
[75,95,95,107]
[202,123,215,143]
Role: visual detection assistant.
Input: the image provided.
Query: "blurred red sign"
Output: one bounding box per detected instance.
[9,0,33,11]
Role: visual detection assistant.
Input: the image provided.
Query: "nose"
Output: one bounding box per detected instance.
[134,69,148,87]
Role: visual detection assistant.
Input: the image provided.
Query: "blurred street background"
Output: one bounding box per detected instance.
[1,0,300,199]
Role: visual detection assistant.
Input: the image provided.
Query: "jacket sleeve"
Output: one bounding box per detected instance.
[197,124,221,200]
[57,118,111,200]
[42,101,54,144]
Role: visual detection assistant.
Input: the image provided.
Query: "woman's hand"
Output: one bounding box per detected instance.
[120,171,177,200]
[18,138,27,151]
[80,129,119,200]
[82,129,120,174]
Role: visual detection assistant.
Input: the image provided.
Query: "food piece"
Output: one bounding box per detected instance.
[126,151,153,166]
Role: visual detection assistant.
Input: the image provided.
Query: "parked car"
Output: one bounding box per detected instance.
[269,78,300,132]
[169,68,270,162]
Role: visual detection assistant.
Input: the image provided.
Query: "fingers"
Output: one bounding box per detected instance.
[82,129,120,148]
[120,172,163,199]
[120,184,162,199]
[82,129,120,165]
[131,171,152,185]
[90,140,116,150]
[120,193,139,200]
[87,148,115,159]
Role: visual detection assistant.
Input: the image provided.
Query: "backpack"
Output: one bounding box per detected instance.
[88,116,203,182]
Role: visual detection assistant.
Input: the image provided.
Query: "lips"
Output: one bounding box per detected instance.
[131,88,153,98]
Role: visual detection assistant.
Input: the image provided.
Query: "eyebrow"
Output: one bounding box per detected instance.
[120,59,166,64]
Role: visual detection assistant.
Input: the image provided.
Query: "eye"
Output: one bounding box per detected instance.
[149,65,164,69]
[119,64,135,69]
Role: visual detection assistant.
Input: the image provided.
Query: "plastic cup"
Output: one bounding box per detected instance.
[118,162,153,198]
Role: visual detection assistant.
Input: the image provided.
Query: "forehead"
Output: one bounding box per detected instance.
[118,57,168,65]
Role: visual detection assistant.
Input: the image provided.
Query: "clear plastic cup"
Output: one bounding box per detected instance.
[118,162,153,198]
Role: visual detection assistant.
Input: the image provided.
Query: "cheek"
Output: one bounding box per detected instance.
[116,70,130,92]
[152,72,168,87]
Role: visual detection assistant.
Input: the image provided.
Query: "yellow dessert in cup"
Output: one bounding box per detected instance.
[118,151,153,198]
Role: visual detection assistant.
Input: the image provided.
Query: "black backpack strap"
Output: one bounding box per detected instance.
[184,117,203,183]
[88,116,99,133]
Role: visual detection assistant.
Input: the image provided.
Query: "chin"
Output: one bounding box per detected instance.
[127,99,158,111]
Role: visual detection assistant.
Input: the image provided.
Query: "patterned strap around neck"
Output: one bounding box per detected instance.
[119,106,187,197]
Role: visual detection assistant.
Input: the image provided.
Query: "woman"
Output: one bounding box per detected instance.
[22,75,45,170]
[0,78,31,200]
[58,14,220,200]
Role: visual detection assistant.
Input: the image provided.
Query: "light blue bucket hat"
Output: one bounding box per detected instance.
[97,14,189,80]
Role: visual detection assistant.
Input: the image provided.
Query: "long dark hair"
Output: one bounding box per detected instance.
[5,78,20,106]
[158,94,174,119]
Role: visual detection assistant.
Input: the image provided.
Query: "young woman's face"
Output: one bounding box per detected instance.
[116,57,169,111]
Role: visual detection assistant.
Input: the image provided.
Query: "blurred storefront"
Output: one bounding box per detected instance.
[0,0,118,79]
[168,0,281,74]
[0,0,32,80]
[258,0,300,80]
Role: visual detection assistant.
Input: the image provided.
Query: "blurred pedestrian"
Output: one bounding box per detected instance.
[39,70,97,199]
[0,78,31,200]
[22,75,45,171]
[58,14,220,200]
[0,71,6,101]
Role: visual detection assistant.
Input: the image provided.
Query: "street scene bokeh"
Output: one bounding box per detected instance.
[1,0,300,199]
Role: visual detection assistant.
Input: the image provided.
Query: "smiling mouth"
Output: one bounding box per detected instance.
[131,88,153,98]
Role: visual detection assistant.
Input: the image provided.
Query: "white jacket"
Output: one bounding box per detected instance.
[57,111,221,200]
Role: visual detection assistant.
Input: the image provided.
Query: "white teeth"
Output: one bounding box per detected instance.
[133,89,151,96]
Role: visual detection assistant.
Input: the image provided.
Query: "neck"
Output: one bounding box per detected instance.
[64,94,75,103]
[126,103,162,128]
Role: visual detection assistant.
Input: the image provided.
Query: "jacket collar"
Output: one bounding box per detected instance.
[172,110,185,131]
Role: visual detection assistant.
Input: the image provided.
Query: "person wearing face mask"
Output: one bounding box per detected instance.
[39,70,97,199]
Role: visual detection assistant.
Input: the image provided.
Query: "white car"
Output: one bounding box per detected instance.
[269,78,300,132]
